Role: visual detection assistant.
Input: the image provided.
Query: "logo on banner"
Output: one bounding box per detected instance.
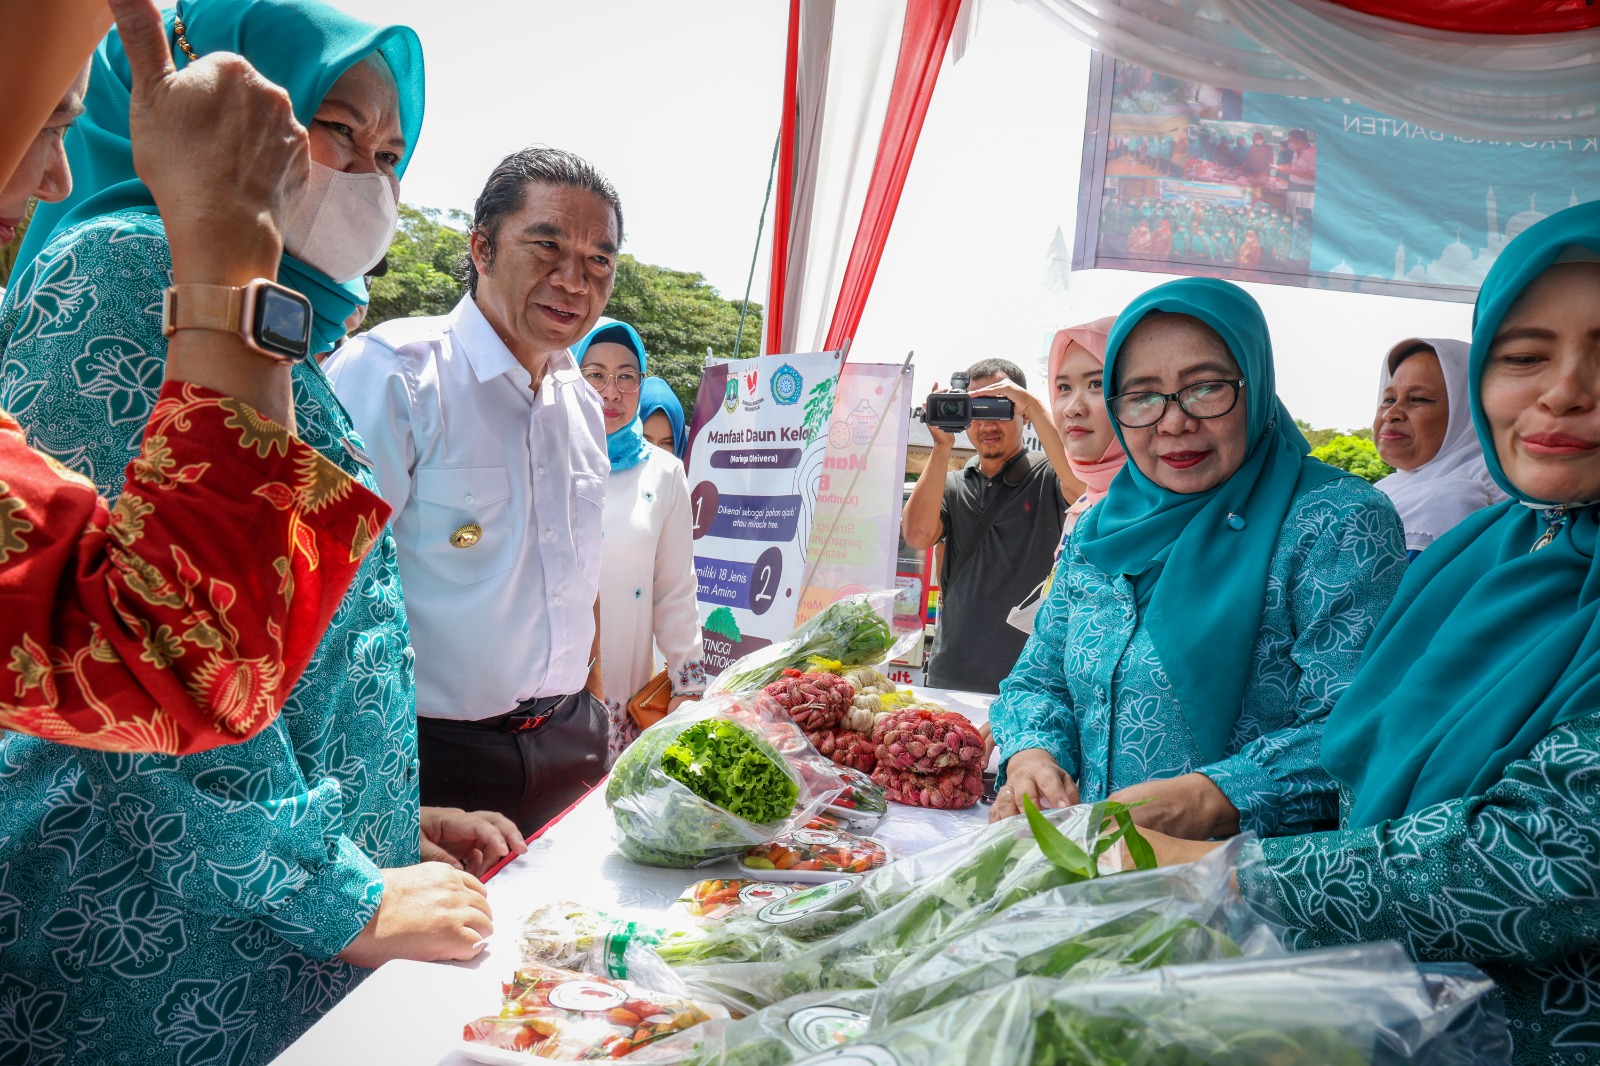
[771,363,803,406]
[724,379,740,414]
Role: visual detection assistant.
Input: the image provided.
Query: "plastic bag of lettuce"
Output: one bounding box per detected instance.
[608,694,844,867]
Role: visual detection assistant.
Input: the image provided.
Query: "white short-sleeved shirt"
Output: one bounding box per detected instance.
[326,294,608,720]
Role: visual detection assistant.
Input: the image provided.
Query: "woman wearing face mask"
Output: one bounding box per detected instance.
[1140,200,1600,1066]
[1373,337,1507,557]
[575,319,705,758]
[988,279,1406,840]
[1048,316,1125,542]
[0,5,520,1062]
[638,376,689,458]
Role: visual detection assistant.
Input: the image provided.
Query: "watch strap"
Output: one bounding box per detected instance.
[162,283,246,338]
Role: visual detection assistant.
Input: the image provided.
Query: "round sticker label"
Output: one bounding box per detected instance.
[738,882,795,906]
[757,876,859,925]
[547,981,626,1012]
[792,1045,900,1066]
[787,1006,870,1052]
[791,829,841,846]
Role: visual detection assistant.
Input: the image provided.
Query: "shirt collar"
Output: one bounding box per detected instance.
[964,449,1032,485]
[448,295,580,388]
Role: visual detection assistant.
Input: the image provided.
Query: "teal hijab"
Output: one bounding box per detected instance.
[14,0,425,355]
[638,377,688,459]
[573,319,649,473]
[1077,278,1348,764]
[1324,199,1600,828]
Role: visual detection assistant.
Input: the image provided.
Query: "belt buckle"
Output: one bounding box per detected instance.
[504,709,554,735]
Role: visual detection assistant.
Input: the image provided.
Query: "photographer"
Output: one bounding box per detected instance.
[902,358,1081,693]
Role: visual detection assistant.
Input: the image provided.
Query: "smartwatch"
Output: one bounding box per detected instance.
[162,279,313,365]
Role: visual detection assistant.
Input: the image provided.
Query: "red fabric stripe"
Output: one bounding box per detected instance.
[823,0,964,356]
[1326,0,1600,35]
[764,0,804,354]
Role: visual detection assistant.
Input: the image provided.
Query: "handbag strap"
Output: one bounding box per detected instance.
[943,453,1047,587]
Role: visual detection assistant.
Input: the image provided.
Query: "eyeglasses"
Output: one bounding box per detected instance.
[581,369,642,394]
[1107,379,1245,428]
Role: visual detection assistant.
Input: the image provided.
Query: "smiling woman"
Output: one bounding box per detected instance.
[988,277,1407,846]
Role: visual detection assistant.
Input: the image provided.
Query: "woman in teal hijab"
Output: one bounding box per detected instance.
[0,4,453,1063]
[639,376,689,458]
[576,318,707,758]
[1139,201,1600,1066]
[989,277,1406,843]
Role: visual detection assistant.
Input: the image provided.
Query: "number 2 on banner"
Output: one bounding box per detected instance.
[755,565,774,604]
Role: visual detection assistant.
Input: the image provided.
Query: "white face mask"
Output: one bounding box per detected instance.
[283,161,399,284]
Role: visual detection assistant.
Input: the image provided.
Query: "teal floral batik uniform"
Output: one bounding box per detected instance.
[0,2,425,1062]
[990,278,1407,836]
[1242,202,1600,1066]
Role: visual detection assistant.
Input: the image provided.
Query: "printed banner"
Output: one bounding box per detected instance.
[795,361,914,629]
[1075,54,1600,303]
[685,350,843,676]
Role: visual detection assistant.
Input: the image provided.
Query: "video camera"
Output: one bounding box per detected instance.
[913,371,1015,432]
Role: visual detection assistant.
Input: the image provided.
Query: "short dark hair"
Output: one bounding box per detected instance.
[456,147,625,296]
[967,357,1026,390]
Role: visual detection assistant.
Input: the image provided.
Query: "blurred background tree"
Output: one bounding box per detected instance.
[1311,434,1394,482]
[364,204,760,416]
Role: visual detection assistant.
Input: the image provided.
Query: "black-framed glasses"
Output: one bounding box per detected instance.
[1107,379,1245,428]
[581,369,643,393]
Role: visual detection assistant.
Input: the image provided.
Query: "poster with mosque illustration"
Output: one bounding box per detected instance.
[1076,55,1600,303]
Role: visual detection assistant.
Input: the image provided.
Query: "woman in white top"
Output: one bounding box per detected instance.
[575,320,707,759]
[1373,337,1507,557]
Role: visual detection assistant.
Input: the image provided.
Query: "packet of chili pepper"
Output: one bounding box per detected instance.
[673,878,812,922]
[738,822,890,882]
[460,964,724,1060]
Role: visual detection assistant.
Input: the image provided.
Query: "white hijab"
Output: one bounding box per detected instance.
[1374,337,1508,553]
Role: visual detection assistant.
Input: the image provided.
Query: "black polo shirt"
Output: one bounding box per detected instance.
[926,450,1064,694]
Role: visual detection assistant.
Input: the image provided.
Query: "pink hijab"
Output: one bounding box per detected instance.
[1047,316,1125,511]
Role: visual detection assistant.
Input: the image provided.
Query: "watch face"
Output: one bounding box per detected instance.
[253,285,313,361]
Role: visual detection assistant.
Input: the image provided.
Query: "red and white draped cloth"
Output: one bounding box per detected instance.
[764,0,1600,356]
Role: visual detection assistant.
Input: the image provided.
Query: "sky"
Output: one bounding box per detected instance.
[343,0,1478,431]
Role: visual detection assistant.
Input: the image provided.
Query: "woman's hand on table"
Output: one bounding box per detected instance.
[338,862,493,968]
[1123,826,1229,869]
[1107,773,1240,841]
[989,748,1079,823]
[421,805,527,878]
[977,721,997,759]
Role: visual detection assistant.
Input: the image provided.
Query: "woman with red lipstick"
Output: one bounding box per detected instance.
[989,278,1406,846]
[576,318,706,759]
[1137,200,1600,1066]
[1373,337,1506,556]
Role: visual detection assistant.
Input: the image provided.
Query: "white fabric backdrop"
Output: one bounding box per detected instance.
[1010,0,1600,138]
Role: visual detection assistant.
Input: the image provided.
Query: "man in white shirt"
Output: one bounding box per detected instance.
[327,148,620,835]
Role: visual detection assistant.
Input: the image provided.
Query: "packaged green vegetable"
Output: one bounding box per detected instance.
[709,591,921,695]
[607,694,844,868]
[776,946,1508,1065]
[670,799,1155,1013]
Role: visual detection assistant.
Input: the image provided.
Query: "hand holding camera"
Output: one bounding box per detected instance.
[916,371,1019,434]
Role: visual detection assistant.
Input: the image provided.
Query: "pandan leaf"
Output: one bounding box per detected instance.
[1021,794,1096,881]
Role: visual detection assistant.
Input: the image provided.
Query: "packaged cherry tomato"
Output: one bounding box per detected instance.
[459,964,723,1061]
[673,878,810,922]
[737,821,890,883]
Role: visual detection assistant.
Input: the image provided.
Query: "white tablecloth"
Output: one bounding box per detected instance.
[273,688,996,1065]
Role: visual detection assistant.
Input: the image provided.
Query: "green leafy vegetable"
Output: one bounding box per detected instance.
[710,594,897,694]
[660,720,798,824]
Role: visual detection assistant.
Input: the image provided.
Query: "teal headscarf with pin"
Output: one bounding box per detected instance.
[1077,277,1349,764]
[1323,199,1600,827]
[13,0,425,355]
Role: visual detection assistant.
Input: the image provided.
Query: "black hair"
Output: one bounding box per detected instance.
[456,147,625,296]
[966,357,1026,390]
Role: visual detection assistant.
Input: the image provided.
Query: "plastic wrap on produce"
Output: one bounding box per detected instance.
[708,591,922,696]
[781,945,1508,1066]
[668,805,1135,1013]
[869,834,1283,1024]
[606,693,846,867]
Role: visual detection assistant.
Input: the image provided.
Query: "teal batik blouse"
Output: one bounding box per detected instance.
[0,211,419,1064]
[990,477,1406,838]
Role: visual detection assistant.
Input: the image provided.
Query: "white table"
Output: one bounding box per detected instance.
[273,688,996,1065]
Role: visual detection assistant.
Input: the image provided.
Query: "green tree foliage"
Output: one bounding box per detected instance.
[361,207,760,418]
[607,253,762,415]
[1311,434,1394,482]
[365,204,471,325]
